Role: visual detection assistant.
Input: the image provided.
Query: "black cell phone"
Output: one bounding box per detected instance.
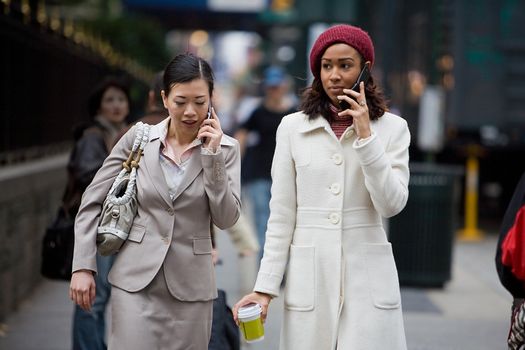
[202,103,212,143]
[339,63,371,110]
[206,103,212,119]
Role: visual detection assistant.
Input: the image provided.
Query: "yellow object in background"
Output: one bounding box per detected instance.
[458,155,484,241]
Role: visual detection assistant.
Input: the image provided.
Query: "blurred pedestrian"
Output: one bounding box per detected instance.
[69,77,130,350]
[234,66,297,262]
[496,171,525,350]
[136,71,167,125]
[69,52,241,350]
[234,24,410,350]
[115,71,167,141]
[230,41,264,128]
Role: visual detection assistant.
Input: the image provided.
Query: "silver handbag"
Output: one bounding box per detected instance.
[96,122,150,256]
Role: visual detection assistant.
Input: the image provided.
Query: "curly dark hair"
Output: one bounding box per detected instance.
[300,58,388,122]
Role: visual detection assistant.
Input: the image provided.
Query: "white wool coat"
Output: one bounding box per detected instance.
[254,111,410,350]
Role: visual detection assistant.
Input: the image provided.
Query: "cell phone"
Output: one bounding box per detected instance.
[207,103,212,119]
[202,103,212,143]
[339,63,371,110]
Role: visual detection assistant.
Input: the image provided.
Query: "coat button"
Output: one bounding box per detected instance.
[162,237,170,245]
[332,153,343,165]
[330,183,341,195]
[166,208,174,216]
[329,212,340,224]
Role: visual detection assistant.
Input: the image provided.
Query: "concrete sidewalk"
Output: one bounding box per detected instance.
[0,234,511,350]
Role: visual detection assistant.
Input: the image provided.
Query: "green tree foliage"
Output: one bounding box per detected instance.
[82,14,170,71]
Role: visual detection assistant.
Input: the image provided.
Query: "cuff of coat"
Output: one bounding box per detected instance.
[201,150,226,183]
[253,272,282,298]
[201,145,221,155]
[353,132,384,166]
[72,260,98,275]
[355,133,375,146]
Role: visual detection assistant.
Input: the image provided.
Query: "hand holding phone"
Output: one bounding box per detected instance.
[339,63,370,110]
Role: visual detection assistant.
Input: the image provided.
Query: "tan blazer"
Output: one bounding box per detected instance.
[72,118,241,301]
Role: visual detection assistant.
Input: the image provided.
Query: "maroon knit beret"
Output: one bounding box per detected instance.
[309,24,375,79]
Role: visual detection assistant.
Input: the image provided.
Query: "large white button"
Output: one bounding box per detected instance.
[332,153,343,165]
[330,183,341,195]
[329,212,340,224]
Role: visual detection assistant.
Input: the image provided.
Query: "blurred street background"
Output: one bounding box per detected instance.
[1,0,525,349]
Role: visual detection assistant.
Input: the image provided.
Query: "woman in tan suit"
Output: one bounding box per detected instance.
[70,53,241,350]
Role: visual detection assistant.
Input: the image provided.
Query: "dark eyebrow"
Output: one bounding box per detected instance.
[321,57,355,62]
[174,95,207,99]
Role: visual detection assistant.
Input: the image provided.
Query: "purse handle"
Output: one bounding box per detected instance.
[122,122,150,172]
[106,122,150,201]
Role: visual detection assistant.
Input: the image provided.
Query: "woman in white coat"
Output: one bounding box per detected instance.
[233,24,410,350]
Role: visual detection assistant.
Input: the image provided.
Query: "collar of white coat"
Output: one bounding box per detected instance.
[148,116,234,147]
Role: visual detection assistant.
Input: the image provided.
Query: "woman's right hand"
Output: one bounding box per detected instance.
[69,270,96,312]
[233,292,272,325]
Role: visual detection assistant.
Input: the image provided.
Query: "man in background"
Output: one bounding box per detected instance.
[234,66,297,262]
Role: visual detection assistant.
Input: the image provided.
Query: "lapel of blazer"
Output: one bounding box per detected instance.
[169,135,235,202]
[143,118,235,205]
[169,141,203,202]
[143,119,173,209]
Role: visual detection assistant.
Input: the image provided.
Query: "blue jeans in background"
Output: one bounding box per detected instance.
[72,253,115,350]
[245,179,272,263]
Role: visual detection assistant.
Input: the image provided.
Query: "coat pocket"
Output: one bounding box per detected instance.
[364,243,401,310]
[284,245,315,311]
[193,237,212,255]
[127,224,146,243]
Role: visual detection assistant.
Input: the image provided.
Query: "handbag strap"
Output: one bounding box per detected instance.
[122,122,150,172]
[106,122,150,198]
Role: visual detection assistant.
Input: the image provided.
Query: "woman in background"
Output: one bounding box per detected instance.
[68,77,130,350]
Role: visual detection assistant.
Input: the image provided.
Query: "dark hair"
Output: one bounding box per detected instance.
[163,53,214,97]
[87,77,130,118]
[300,57,388,122]
[150,71,165,111]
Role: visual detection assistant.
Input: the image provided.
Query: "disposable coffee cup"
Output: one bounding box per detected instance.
[238,304,265,343]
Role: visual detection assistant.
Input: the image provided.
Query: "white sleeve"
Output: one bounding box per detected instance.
[253,119,297,297]
[353,119,410,218]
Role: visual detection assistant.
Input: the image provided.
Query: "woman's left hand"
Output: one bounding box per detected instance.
[233,292,272,325]
[337,82,371,139]
[198,107,223,152]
